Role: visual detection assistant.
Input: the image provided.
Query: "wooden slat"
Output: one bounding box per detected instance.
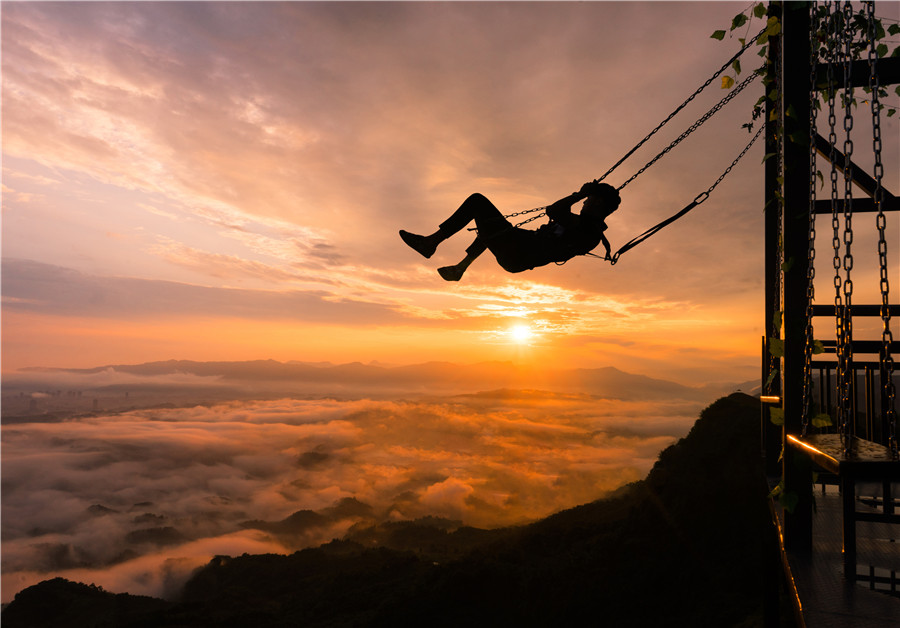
[786,434,900,478]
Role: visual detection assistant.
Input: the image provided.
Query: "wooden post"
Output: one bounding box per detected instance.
[780,0,813,552]
[763,3,783,479]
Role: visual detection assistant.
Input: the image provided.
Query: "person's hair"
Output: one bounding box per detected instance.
[593,183,620,211]
[582,183,620,221]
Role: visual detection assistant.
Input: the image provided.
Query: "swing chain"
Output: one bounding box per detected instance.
[836,0,855,446]
[695,123,765,205]
[827,1,844,433]
[593,27,766,187]
[802,1,820,436]
[618,68,763,192]
[866,0,897,457]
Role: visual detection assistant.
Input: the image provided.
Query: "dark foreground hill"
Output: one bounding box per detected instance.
[3,393,775,627]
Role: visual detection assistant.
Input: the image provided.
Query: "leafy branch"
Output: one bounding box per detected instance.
[711,1,900,133]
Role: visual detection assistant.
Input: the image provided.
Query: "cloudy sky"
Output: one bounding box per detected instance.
[2,1,898,384]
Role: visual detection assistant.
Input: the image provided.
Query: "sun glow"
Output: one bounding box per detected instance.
[510,324,534,344]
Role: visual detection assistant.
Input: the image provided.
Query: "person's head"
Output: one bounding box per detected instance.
[580,183,620,222]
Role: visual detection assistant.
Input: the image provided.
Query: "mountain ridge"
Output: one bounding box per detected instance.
[16,358,755,402]
[2,393,775,627]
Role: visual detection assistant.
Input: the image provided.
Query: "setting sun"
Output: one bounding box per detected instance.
[510,324,534,344]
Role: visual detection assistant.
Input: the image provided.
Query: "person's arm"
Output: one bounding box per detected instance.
[600,233,612,259]
[545,182,602,221]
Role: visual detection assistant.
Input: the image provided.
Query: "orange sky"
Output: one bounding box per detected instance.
[2,1,898,385]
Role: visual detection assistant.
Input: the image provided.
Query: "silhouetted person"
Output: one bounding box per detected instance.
[399,182,620,281]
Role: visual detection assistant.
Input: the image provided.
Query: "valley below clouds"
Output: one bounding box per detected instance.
[1,361,748,603]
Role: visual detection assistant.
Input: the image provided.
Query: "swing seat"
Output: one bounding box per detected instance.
[786,433,900,580]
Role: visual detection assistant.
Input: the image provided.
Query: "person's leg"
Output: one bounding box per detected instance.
[399,193,502,259]
[437,238,487,281]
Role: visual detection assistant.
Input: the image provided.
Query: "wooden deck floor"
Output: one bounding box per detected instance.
[771,484,900,627]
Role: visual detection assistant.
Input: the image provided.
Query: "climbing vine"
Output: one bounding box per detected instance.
[712,1,900,134]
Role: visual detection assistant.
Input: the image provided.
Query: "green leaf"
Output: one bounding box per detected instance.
[812,339,825,355]
[877,43,888,58]
[758,32,769,46]
[812,413,833,428]
[781,257,794,272]
[895,86,900,97]
[770,408,785,426]
[765,369,778,388]
[722,75,735,89]
[732,59,742,75]
[766,16,781,36]
[785,104,797,119]
[711,29,727,41]
[762,152,777,164]
[774,310,783,330]
[889,24,900,36]
[889,109,897,118]
[768,480,784,499]
[732,13,748,31]
[782,490,799,513]
[758,44,768,58]
[754,3,767,19]
[816,170,824,190]
[788,129,809,145]
[769,337,784,358]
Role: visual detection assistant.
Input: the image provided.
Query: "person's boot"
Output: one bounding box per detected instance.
[399,230,439,259]
[438,264,466,281]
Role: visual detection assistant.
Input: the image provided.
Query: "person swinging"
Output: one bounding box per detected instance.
[399,182,621,281]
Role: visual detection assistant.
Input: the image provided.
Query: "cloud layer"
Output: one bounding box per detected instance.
[2,390,703,602]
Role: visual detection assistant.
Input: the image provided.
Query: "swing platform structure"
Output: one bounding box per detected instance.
[760,2,900,626]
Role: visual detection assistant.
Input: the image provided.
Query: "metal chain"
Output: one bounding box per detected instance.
[696,123,765,204]
[593,27,767,187]
[866,1,897,457]
[618,69,762,192]
[802,1,820,436]
[511,28,768,229]
[836,0,855,447]
[826,1,844,436]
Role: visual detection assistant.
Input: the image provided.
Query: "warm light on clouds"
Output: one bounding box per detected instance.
[1,390,705,602]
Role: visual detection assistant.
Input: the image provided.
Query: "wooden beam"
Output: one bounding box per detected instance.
[814,197,900,213]
[780,0,813,553]
[811,304,900,317]
[815,57,900,88]
[814,133,899,202]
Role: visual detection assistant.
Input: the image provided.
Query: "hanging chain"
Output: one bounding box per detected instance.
[866,1,897,457]
[511,29,768,229]
[826,2,844,435]
[509,206,548,228]
[593,28,766,187]
[802,1,820,436]
[618,69,762,192]
[835,0,855,447]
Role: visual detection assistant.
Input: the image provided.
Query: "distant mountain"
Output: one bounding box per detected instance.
[19,359,753,402]
[2,393,774,627]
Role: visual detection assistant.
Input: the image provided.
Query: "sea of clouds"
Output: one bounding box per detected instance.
[1,391,705,602]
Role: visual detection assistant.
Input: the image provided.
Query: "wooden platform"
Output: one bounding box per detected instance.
[771,488,900,627]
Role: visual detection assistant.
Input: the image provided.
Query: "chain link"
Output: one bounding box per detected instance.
[618,70,762,192]
[865,1,897,457]
[826,1,844,437]
[803,1,820,436]
[835,0,856,447]
[593,28,766,186]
